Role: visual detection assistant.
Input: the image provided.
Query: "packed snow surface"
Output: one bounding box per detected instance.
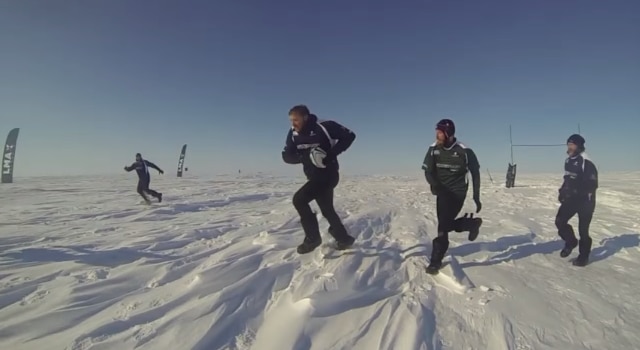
[1,172,639,350]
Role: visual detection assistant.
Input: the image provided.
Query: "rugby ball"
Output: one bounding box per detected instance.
[310,147,327,168]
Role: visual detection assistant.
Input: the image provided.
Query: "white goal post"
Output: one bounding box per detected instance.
[506,124,581,188]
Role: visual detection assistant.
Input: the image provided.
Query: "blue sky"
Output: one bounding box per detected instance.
[1,0,639,178]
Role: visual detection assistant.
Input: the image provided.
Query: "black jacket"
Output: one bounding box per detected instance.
[559,152,598,202]
[126,159,162,180]
[281,114,356,180]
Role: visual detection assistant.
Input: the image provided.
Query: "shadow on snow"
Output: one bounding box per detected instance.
[0,245,177,268]
[447,232,640,268]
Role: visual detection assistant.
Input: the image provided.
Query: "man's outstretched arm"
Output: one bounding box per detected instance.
[144,160,163,173]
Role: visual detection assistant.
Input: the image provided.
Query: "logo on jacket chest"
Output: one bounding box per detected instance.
[294,132,327,150]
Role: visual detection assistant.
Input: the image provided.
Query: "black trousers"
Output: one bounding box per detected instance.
[555,194,596,257]
[292,172,350,243]
[137,177,160,201]
[431,191,466,264]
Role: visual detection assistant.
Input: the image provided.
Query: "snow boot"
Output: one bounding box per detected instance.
[426,260,442,275]
[578,237,592,258]
[453,214,482,241]
[573,254,589,267]
[328,227,355,250]
[560,240,578,258]
[158,193,163,203]
[334,235,355,250]
[297,237,322,254]
[468,216,482,242]
[427,236,448,274]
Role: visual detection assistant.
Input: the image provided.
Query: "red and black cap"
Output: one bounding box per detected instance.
[436,119,455,138]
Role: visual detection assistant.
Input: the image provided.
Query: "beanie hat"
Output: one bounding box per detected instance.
[436,119,456,138]
[567,134,585,149]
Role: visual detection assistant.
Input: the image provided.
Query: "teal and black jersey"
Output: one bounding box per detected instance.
[421,139,480,198]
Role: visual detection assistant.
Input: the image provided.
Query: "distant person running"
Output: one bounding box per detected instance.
[125,153,164,204]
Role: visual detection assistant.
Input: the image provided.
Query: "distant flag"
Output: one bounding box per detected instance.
[177,144,187,177]
[2,128,20,184]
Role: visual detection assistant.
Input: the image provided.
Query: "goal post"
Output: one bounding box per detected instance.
[506,124,581,188]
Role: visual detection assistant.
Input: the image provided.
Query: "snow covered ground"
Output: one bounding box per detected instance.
[1,172,639,350]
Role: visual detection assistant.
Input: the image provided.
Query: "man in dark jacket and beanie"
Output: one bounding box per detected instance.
[281,105,356,254]
[422,119,483,274]
[556,134,598,266]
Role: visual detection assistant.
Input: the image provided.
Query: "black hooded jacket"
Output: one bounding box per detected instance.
[559,151,598,201]
[281,114,356,180]
[126,158,162,181]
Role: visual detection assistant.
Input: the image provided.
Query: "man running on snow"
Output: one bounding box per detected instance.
[281,105,356,254]
[125,153,164,204]
[421,119,482,274]
[555,134,598,266]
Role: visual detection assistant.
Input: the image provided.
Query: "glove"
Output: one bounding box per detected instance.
[159,169,164,175]
[310,147,327,168]
[430,185,441,196]
[322,151,336,166]
[473,196,482,213]
[558,188,569,203]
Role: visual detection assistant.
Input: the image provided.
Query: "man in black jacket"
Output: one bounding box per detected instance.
[282,105,356,254]
[556,134,598,266]
[125,153,164,204]
[422,119,482,274]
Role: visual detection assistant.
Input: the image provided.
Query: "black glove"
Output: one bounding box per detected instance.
[473,195,482,213]
[159,169,164,175]
[322,151,336,166]
[430,185,441,196]
[558,188,569,203]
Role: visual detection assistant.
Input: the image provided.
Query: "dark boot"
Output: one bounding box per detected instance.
[572,254,589,267]
[573,237,591,266]
[425,261,442,275]
[560,239,578,258]
[453,214,482,241]
[158,193,163,203]
[297,237,322,254]
[334,235,355,250]
[468,217,482,242]
[298,211,321,243]
[138,191,151,204]
[578,237,592,258]
[427,235,449,274]
[328,226,355,250]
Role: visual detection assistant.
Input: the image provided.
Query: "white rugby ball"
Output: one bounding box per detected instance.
[310,147,327,168]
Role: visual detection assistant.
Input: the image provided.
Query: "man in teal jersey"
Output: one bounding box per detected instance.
[421,119,482,274]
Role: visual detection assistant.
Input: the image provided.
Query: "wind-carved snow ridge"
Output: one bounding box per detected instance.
[0,172,639,349]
